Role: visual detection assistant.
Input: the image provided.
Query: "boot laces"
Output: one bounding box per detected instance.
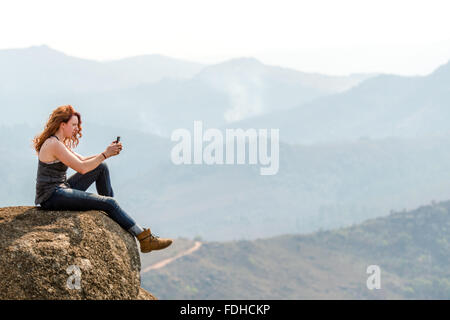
[150,233,160,240]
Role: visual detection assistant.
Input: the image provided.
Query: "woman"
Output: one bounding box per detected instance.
[32,105,172,253]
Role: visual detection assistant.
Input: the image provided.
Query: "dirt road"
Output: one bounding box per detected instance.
[141,241,202,273]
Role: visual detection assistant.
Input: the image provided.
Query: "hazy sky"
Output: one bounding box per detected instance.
[1,0,450,76]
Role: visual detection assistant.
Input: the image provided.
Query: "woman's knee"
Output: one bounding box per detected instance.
[98,162,109,172]
[104,196,119,210]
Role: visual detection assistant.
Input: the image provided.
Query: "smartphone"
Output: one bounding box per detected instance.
[115,136,121,143]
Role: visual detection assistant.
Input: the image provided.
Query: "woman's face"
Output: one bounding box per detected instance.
[62,115,79,138]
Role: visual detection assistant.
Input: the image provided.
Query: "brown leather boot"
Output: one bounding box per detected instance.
[136,228,173,253]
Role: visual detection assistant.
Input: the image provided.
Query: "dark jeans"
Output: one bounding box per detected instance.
[40,162,137,231]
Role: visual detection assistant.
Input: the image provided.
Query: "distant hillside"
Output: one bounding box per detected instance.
[0,44,205,94]
[193,57,375,121]
[142,200,450,299]
[226,59,450,144]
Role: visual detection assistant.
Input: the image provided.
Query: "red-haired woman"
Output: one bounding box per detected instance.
[32,105,172,253]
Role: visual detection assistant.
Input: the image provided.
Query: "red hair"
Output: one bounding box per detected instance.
[32,105,83,153]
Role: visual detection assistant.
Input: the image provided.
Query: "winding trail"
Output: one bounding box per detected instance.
[141,241,202,273]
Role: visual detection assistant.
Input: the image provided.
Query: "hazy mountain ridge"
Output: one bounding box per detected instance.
[193,57,376,121]
[0,45,375,135]
[225,59,450,144]
[0,44,205,94]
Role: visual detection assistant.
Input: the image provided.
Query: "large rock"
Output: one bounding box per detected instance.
[0,206,156,300]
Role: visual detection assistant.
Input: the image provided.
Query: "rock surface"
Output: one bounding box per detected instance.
[0,206,156,300]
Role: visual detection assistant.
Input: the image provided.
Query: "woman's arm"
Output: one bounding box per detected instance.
[69,149,96,161]
[51,140,120,174]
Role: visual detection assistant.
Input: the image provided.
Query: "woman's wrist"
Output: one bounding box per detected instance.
[102,152,108,159]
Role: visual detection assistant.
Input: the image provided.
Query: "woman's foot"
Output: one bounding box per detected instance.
[136,228,172,253]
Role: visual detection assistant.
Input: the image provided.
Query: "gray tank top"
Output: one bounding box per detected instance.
[35,135,70,205]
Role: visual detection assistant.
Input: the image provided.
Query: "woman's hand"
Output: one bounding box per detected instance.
[104,141,123,158]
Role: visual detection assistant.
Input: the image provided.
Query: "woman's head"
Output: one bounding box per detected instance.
[32,105,83,153]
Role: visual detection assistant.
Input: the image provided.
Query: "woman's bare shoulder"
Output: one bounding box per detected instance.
[38,136,61,162]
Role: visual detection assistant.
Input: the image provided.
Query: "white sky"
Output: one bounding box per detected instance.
[1,0,450,76]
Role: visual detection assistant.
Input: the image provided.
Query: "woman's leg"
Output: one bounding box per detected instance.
[67,162,114,196]
[41,187,142,236]
[64,163,144,235]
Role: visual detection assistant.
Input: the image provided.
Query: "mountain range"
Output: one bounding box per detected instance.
[0,45,374,136]
[226,59,450,144]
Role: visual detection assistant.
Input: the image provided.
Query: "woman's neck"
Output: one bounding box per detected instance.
[53,132,64,141]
